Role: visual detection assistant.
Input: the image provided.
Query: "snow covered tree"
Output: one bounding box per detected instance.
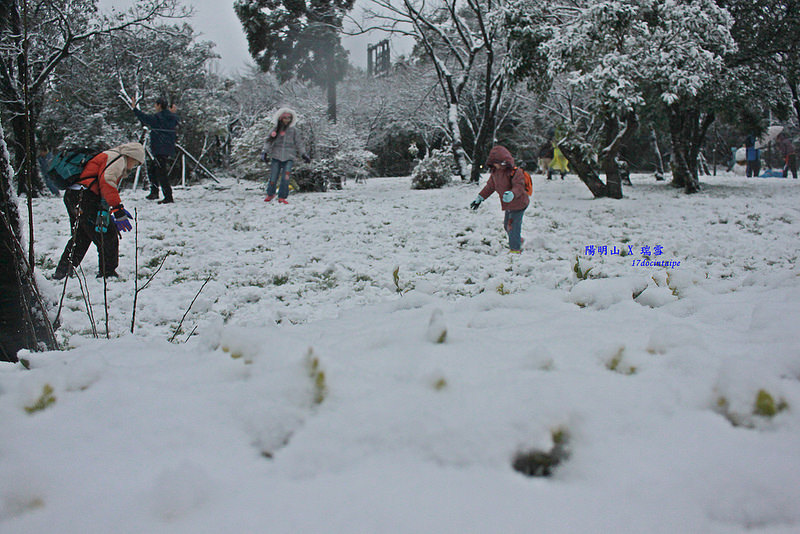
[0,0,186,195]
[359,0,511,181]
[234,0,356,123]
[39,22,224,173]
[0,121,56,362]
[507,0,736,195]
[507,0,644,198]
[721,0,800,128]
[641,0,736,193]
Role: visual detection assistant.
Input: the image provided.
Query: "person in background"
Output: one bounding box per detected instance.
[53,143,143,280]
[132,96,179,203]
[469,145,530,253]
[537,139,554,177]
[777,131,797,179]
[744,135,761,178]
[37,147,60,196]
[262,107,309,204]
[550,141,569,180]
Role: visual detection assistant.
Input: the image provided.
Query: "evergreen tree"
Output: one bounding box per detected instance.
[234,0,355,122]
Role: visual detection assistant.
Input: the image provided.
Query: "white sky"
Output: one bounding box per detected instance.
[98,0,412,74]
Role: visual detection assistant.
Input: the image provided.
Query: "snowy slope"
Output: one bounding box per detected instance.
[2,173,799,533]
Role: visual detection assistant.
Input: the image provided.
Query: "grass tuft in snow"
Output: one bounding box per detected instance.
[606,346,637,375]
[573,256,594,281]
[512,427,571,478]
[392,266,413,294]
[754,389,789,418]
[426,309,447,344]
[25,384,57,414]
[306,348,327,405]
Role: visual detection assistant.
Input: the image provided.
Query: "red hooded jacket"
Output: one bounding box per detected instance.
[478,146,530,211]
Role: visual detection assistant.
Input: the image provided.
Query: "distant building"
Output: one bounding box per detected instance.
[367,40,391,77]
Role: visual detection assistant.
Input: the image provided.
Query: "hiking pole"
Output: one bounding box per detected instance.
[175,143,220,183]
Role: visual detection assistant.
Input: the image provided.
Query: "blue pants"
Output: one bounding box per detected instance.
[267,158,294,199]
[504,208,526,251]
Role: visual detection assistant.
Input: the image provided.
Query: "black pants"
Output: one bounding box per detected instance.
[746,159,760,177]
[56,189,118,276]
[149,155,173,200]
[784,154,797,179]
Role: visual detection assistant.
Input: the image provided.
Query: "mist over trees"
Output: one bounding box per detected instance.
[2,0,797,196]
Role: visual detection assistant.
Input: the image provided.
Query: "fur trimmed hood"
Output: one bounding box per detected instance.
[271,107,298,128]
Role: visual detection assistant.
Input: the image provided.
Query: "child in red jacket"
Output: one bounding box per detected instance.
[470,145,530,253]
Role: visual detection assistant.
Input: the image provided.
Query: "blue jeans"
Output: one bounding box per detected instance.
[267,158,294,198]
[504,208,526,251]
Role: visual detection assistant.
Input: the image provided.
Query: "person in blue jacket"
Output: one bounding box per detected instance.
[132,96,179,203]
[744,135,760,178]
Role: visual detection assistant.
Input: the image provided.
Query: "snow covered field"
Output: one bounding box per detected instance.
[2,172,799,533]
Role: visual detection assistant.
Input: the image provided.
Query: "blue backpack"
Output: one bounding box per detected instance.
[44,147,107,189]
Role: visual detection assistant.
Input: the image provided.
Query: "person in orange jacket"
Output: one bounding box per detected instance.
[470,145,530,253]
[53,142,145,279]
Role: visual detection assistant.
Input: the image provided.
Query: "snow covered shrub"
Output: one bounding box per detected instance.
[231,119,273,181]
[411,149,454,189]
[368,129,429,177]
[292,149,376,192]
[334,149,376,184]
[291,159,339,192]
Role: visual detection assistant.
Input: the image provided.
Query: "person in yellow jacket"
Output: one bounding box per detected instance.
[548,141,569,180]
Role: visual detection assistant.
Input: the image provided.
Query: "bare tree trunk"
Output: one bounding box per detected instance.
[0,122,57,362]
[668,106,697,193]
[650,124,665,180]
[667,103,714,194]
[326,71,338,123]
[447,103,471,181]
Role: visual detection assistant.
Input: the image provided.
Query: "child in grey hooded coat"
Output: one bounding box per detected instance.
[262,107,309,203]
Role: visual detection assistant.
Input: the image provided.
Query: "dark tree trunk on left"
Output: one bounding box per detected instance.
[0,123,57,362]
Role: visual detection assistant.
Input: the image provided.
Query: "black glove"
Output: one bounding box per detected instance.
[302,154,311,163]
[470,196,483,210]
[260,151,268,163]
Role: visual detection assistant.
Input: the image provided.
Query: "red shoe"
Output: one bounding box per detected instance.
[278,198,289,204]
[264,195,275,202]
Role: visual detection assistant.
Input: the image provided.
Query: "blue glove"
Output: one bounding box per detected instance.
[502,191,514,203]
[112,206,133,232]
[470,196,483,210]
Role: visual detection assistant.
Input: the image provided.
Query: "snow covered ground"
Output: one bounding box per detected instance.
[2,172,799,533]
